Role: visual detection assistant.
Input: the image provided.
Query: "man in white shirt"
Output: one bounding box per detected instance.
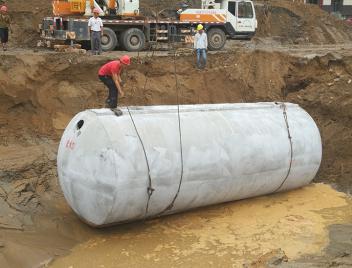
[88,8,104,55]
[194,24,208,69]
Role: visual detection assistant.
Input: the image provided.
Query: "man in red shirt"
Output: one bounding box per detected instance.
[98,55,131,113]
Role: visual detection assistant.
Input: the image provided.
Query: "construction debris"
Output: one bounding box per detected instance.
[53,44,86,53]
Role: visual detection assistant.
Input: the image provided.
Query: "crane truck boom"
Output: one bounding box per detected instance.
[40,0,257,52]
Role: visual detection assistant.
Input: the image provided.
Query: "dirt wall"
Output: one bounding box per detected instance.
[0,50,351,192]
[255,0,352,44]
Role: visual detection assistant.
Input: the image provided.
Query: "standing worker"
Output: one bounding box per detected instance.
[194,24,208,69]
[98,55,131,115]
[88,8,104,55]
[0,5,11,51]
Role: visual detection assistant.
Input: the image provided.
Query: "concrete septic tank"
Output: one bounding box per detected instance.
[57,103,322,227]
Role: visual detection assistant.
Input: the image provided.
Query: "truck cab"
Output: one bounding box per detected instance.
[223,0,257,37]
[179,0,257,49]
[198,0,257,38]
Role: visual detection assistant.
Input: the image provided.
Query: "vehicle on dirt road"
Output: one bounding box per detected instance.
[40,0,257,51]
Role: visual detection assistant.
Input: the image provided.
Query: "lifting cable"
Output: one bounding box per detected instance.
[126,106,154,216]
[274,103,293,193]
[125,7,160,218]
[127,11,185,217]
[157,48,184,215]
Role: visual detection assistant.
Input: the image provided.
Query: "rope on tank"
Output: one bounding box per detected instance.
[125,10,165,217]
[126,19,160,217]
[127,106,155,216]
[130,19,186,217]
[274,102,293,192]
[155,48,185,216]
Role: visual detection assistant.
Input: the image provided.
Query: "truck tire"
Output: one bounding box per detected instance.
[120,28,146,52]
[207,28,226,51]
[101,28,118,51]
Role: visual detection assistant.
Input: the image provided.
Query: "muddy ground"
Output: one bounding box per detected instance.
[1,0,352,267]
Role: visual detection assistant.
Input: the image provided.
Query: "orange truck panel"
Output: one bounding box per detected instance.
[180,9,227,23]
[108,0,116,9]
[53,0,86,16]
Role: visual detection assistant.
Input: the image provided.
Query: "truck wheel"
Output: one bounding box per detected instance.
[101,28,118,51]
[207,28,226,51]
[121,28,146,52]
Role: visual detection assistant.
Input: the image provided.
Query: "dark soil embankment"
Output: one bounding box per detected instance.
[255,0,352,44]
[1,50,351,193]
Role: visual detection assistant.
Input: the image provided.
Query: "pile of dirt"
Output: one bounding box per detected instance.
[255,0,352,44]
[284,53,352,192]
[6,0,51,48]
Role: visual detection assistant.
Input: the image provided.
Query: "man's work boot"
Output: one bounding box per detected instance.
[111,107,123,116]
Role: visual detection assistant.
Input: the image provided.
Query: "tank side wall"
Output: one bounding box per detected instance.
[97,115,156,223]
[58,104,322,226]
[107,113,183,219]
[58,112,118,226]
[170,106,292,212]
[276,107,322,192]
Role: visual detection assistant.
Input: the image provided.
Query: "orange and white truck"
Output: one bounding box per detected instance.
[40,0,257,51]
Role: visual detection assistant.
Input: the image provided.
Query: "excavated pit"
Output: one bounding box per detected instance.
[1,0,352,267]
[0,49,352,267]
[1,50,351,191]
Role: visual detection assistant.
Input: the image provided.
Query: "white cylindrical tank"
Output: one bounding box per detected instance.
[57,103,322,227]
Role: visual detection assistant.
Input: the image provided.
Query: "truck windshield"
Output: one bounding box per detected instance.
[238,2,253,18]
[228,2,236,16]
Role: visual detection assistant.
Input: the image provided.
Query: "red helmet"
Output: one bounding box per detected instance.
[93,8,100,13]
[0,5,8,12]
[120,55,131,65]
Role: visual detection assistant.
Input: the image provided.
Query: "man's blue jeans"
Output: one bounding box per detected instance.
[196,48,207,68]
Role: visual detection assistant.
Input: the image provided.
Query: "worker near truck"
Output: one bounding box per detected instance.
[98,55,131,114]
[194,24,208,69]
[0,5,11,51]
[88,8,104,55]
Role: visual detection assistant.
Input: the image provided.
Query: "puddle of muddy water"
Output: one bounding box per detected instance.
[46,183,351,268]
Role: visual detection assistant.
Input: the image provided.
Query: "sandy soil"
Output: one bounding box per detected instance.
[0,0,352,267]
[48,184,351,268]
[255,0,352,45]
